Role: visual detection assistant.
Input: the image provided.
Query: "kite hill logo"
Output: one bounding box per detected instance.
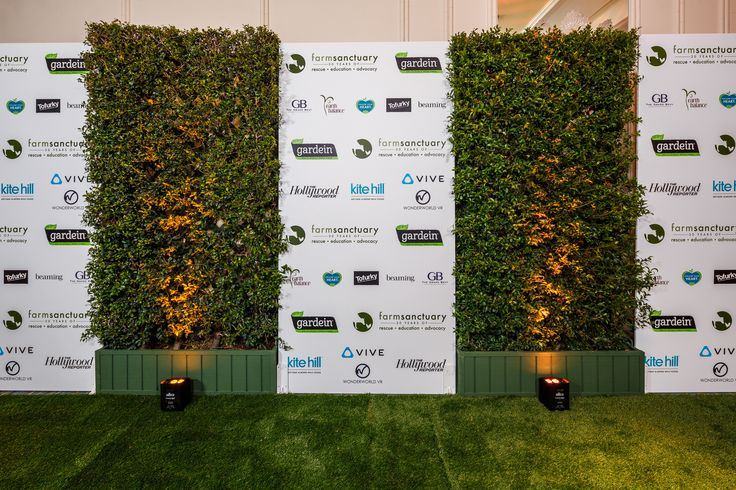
[646,46,667,66]
[44,225,90,245]
[0,181,34,201]
[291,311,338,333]
[396,225,443,246]
[45,53,87,74]
[650,310,696,332]
[291,139,337,159]
[715,135,735,155]
[395,52,442,73]
[3,139,22,159]
[6,99,25,114]
[720,92,736,108]
[713,311,733,331]
[3,310,22,330]
[651,134,699,156]
[286,54,306,73]
[644,224,665,244]
[714,270,736,284]
[712,179,736,199]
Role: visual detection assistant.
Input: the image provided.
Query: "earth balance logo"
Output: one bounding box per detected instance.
[0,54,29,73]
[683,89,706,109]
[352,139,372,159]
[646,46,667,66]
[396,225,443,246]
[3,139,22,159]
[286,54,305,73]
[715,135,735,155]
[3,310,22,330]
[647,182,700,196]
[386,98,411,112]
[0,181,34,201]
[291,311,338,333]
[44,224,90,245]
[720,92,736,108]
[285,225,305,246]
[321,95,345,114]
[713,311,732,331]
[650,310,696,332]
[6,99,24,114]
[36,99,60,113]
[45,53,87,74]
[395,52,442,73]
[309,52,378,73]
[291,139,337,159]
[322,270,342,287]
[651,134,699,156]
[4,270,28,284]
[356,98,374,113]
[286,269,310,287]
[712,179,736,198]
[353,271,379,285]
[681,269,702,286]
[353,312,373,332]
[714,270,736,284]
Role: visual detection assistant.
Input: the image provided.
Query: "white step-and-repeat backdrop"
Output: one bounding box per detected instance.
[637,34,736,392]
[277,43,456,393]
[0,43,98,391]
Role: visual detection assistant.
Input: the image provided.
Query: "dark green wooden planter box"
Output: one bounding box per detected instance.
[457,349,644,396]
[95,348,276,395]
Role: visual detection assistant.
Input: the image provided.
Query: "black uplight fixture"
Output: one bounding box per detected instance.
[538,377,570,411]
[160,377,193,411]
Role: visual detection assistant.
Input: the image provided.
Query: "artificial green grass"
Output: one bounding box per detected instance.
[1,394,734,488]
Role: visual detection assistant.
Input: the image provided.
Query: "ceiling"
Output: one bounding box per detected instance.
[498,0,628,31]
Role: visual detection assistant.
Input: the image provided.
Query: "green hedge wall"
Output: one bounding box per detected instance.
[82,23,284,349]
[450,28,653,351]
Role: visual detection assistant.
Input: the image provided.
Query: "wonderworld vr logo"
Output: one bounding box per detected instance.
[651,134,699,156]
[395,52,442,73]
[45,53,87,74]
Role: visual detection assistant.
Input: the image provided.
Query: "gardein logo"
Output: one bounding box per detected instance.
[720,92,736,108]
[286,225,305,246]
[291,139,337,159]
[352,139,372,159]
[386,98,411,112]
[395,52,442,73]
[353,312,373,332]
[3,139,22,159]
[36,99,61,113]
[6,99,24,114]
[291,311,338,333]
[682,269,702,286]
[650,310,696,332]
[646,46,667,66]
[644,223,665,244]
[651,134,699,156]
[396,225,443,246]
[356,99,375,113]
[4,270,28,284]
[715,135,735,155]
[45,53,87,74]
[714,269,736,284]
[713,311,733,331]
[353,271,379,285]
[286,54,306,73]
[3,310,22,330]
[44,224,90,245]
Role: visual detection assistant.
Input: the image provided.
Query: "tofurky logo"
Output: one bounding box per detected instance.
[646,46,667,66]
[286,54,305,73]
[36,99,60,113]
[683,89,706,110]
[713,311,733,331]
[396,225,443,246]
[644,354,679,369]
[291,311,338,333]
[395,52,442,73]
[353,271,379,285]
[45,356,93,369]
[3,310,22,330]
[650,310,696,332]
[45,53,87,74]
[286,225,305,246]
[3,139,22,159]
[714,269,736,284]
[720,92,736,109]
[4,270,28,284]
[353,312,373,332]
[44,224,90,245]
[651,134,699,156]
[396,358,447,372]
[715,135,735,155]
[386,98,411,112]
[6,99,24,114]
[682,269,702,286]
[352,139,372,159]
[291,139,337,159]
[644,223,665,244]
[322,270,342,287]
[0,182,34,200]
[356,99,374,113]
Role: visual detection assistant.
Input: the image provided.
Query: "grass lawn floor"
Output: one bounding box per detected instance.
[1,393,735,489]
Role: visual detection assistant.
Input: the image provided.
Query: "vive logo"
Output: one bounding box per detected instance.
[6,99,25,114]
[713,311,733,331]
[50,173,63,185]
[646,46,667,66]
[353,312,373,332]
[352,139,372,159]
[3,310,22,330]
[286,54,306,73]
[286,225,306,246]
[700,346,713,357]
[402,173,414,184]
[3,139,22,159]
[644,223,665,244]
[715,134,735,155]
